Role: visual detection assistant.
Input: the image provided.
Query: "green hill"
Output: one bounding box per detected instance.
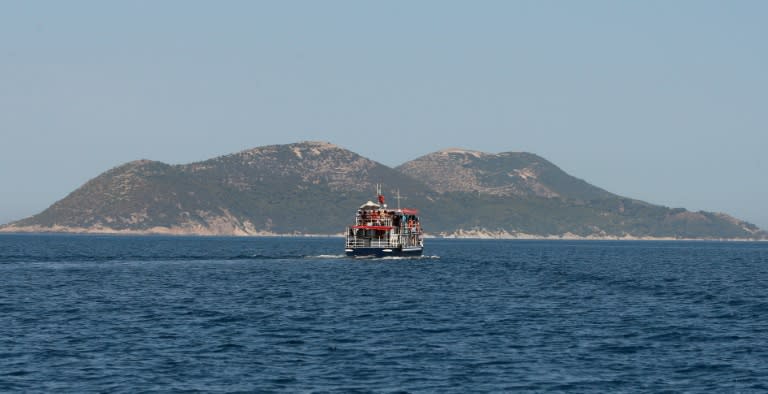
[1,141,764,239]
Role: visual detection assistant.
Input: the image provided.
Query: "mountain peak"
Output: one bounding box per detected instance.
[398,148,612,200]
[2,141,763,239]
[436,148,489,158]
[289,141,342,159]
[127,159,155,166]
[297,140,338,148]
[232,141,340,158]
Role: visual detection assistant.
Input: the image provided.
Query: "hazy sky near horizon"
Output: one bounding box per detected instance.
[2,1,767,229]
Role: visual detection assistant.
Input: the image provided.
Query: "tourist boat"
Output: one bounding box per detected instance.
[344,187,424,257]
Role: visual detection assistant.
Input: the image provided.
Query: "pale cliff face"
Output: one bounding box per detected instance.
[397,150,561,198]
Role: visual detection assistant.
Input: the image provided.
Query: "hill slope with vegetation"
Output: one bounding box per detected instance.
[2,141,764,239]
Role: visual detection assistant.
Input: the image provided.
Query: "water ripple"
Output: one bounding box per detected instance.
[1,235,767,391]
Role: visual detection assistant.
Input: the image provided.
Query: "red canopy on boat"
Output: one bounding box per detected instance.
[352,225,393,231]
[400,208,418,215]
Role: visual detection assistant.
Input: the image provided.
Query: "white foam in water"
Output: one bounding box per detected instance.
[367,255,440,260]
[303,254,440,260]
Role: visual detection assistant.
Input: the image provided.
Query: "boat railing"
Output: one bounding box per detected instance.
[345,236,399,248]
[355,216,393,227]
[397,232,422,248]
[345,227,423,249]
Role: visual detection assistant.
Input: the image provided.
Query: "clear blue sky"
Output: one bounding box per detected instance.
[2,1,767,229]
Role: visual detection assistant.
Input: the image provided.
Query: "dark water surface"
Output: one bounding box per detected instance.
[1,234,767,392]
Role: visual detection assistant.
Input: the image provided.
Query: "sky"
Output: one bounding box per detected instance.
[1,1,767,229]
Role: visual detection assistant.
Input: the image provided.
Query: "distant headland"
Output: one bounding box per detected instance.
[1,141,765,240]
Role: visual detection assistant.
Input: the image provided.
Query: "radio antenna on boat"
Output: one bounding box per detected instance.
[376,183,386,207]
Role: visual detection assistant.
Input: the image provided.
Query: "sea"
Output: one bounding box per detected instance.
[1,234,767,393]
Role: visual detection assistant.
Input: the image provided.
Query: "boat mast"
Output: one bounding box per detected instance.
[376,183,386,208]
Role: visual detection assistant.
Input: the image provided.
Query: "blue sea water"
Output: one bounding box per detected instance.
[1,234,767,392]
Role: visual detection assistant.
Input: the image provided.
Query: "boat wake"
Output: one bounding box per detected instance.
[354,255,440,260]
[303,254,439,260]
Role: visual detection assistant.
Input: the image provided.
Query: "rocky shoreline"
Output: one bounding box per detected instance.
[1,224,765,241]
